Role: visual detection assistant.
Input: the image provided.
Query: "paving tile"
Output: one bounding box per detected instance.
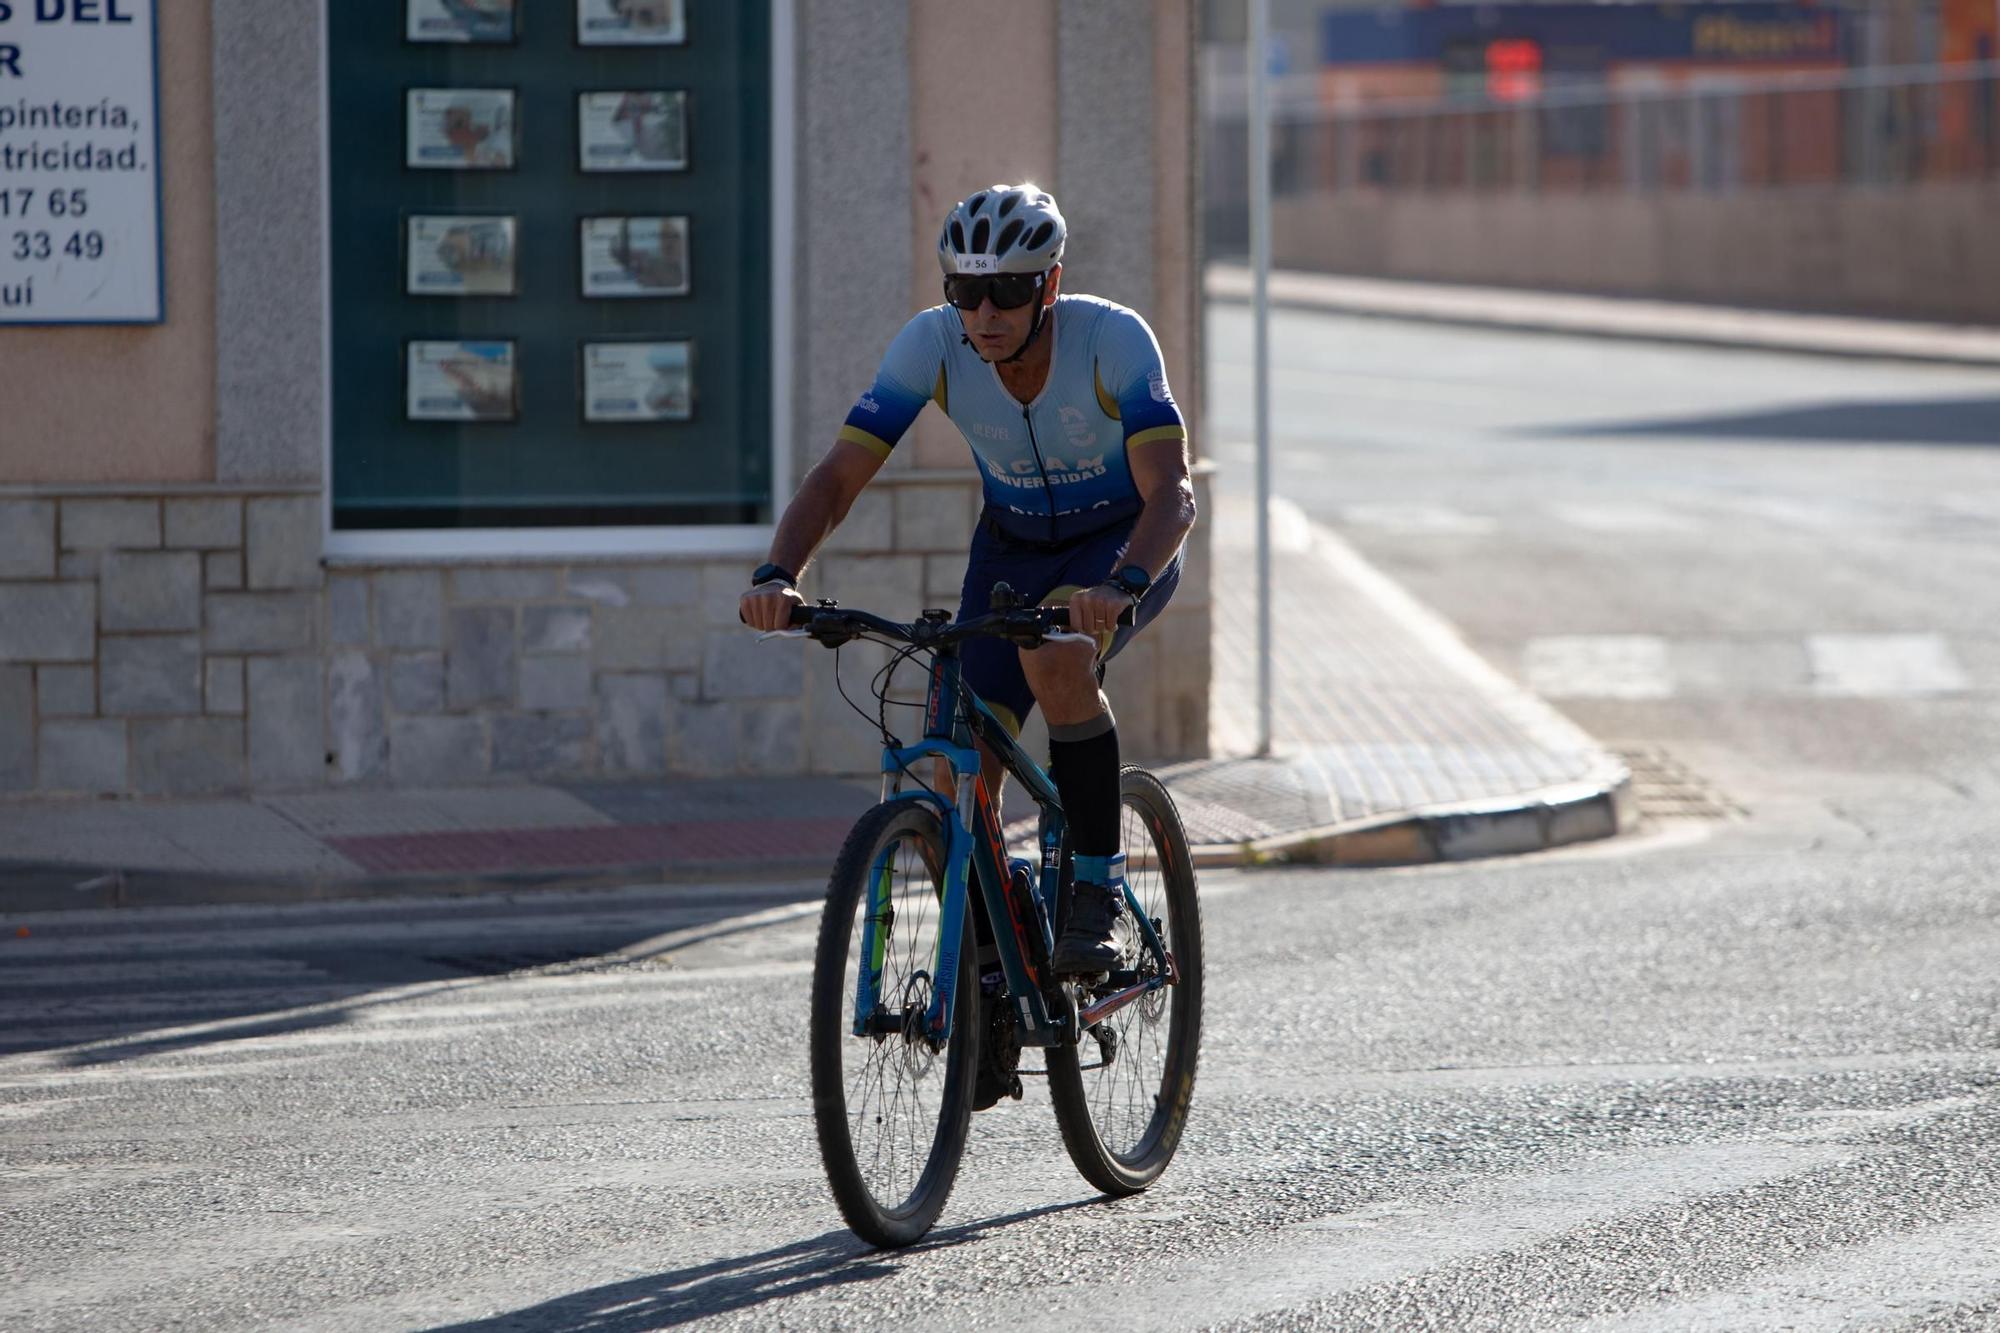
[327,817,856,876]
[260,785,612,839]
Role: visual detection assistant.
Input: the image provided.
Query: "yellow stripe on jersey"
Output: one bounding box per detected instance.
[1127,424,1187,449]
[1093,360,1121,420]
[838,424,895,459]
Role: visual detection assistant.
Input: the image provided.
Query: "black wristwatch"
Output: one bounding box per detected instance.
[750,562,797,589]
[1107,564,1151,604]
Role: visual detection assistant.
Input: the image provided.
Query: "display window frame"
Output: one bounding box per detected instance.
[322,1,794,560]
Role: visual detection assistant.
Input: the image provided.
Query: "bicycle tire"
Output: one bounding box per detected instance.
[1047,766,1204,1196]
[809,800,980,1247]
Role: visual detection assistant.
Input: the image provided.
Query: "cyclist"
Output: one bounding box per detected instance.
[741,183,1195,975]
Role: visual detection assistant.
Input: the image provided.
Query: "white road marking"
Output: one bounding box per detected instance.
[972,1135,1892,1329]
[1544,502,1699,535]
[1807,633,1968,697]
[1523,636,1675,700]
[1340,503,1500,536]
[1584,1208,2000,1332]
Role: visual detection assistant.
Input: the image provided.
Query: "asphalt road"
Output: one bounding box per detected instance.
[6,313,2000,1330]
[1206,304,2000,820]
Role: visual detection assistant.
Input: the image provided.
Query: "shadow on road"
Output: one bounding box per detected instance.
[420,1232,891,1332]
[418,1201,1105,1332]
[2,884,819,1064]
[1536,396,2000,447]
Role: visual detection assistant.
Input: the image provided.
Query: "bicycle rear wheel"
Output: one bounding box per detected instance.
[809,801,979,1247]
[1048,766,1204,1196]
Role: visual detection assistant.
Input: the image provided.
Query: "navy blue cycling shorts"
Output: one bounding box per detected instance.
[956,513,1182,735]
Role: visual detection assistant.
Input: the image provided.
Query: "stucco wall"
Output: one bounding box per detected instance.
[0,3,216,485]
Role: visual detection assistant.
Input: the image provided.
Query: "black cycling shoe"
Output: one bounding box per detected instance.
[1051,880,1124,975]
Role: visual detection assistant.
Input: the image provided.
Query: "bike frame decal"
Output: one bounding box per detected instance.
[971,774,1045,1000]
[927,816,972,1038]
[850,845,896,1038]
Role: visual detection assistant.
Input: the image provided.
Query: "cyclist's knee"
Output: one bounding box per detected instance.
[1018,636,1095,689]
[1020,640,1104,722]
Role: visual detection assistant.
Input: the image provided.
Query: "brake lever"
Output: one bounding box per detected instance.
[756,629,811,641]
[1042,631,1099,646]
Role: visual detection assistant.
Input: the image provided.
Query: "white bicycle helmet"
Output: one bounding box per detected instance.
[936,183,1066,276]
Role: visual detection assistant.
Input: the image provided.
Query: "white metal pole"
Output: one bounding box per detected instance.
[1249,0,1274,757]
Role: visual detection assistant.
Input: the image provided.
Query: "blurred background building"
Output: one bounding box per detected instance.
[1204,0,2000,320]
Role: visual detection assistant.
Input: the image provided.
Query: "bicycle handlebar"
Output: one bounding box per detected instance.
[759,584,1135,649]
[783,601,1127,648]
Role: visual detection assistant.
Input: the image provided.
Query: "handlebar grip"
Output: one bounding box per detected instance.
[737,598,817,629]
[1043,604,1135,631]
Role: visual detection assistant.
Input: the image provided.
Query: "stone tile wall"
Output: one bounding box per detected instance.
[0,491,321,797]
[0,473,1211,797]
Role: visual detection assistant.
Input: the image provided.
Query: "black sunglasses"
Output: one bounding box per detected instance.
[943,271,1045,312]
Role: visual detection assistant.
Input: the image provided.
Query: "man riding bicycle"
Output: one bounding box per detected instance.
[740,184,1197,975]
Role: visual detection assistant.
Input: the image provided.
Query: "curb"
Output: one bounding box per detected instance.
[0,854,833,916]
[1185,772,1636,870]
[0,774,1634,912]
[1206,267,2000,369]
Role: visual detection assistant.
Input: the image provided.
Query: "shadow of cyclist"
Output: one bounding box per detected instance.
[418,1200,1106,1331]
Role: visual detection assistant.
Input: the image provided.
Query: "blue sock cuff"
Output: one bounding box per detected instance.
[1072,852,1126,885]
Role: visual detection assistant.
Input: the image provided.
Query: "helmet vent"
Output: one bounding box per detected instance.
[971,216,991,253]
[998,191,1023,218]
[1025,220,1055,253]
[949,220,966,252]
[994,219,1024,255]
[967,191,988,216]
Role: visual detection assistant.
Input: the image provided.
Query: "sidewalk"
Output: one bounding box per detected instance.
[1207,265,2000,368]
[0,500,1630,911]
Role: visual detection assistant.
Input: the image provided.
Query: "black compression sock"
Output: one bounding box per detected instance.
[1048,713,1120,868]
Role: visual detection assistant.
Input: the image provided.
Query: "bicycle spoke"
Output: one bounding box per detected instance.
[838,830,950,1212]
[1073,798,1178,1159]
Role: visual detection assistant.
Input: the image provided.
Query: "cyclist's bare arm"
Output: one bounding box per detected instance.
[1060,437,1196,643]
[1119,437,1197,580]
[742,439,886,631]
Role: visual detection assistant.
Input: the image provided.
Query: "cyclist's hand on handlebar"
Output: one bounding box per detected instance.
[740,581,806,632]
[1064,583,1135,643]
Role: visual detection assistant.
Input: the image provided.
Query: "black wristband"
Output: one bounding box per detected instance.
[750,563,797,589]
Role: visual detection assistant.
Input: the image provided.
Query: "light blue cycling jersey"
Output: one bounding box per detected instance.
[840,294,1187,545]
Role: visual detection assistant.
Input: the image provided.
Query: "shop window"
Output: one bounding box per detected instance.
[327,2,773,531]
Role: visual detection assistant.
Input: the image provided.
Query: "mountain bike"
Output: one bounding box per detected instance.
[757,585,1203,1249]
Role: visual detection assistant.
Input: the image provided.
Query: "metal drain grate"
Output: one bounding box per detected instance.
[1611,745,1746,821]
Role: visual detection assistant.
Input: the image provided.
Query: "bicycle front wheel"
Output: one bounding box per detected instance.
[1048,766,1204,1196]
[809,800,979,1248]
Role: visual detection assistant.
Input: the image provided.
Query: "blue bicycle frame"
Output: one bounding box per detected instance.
[849,638,1175,1051]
